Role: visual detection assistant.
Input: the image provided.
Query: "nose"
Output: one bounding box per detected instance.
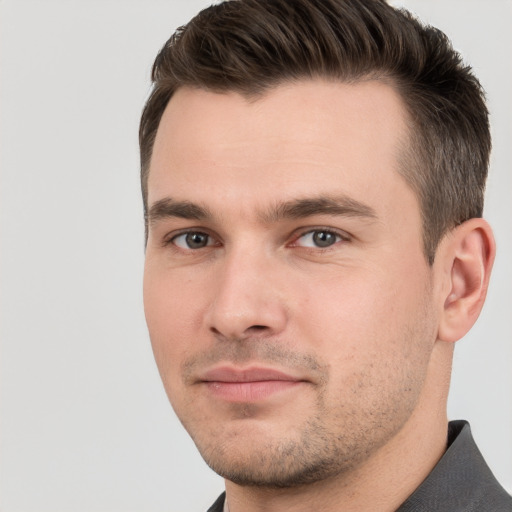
[205,247,288,341]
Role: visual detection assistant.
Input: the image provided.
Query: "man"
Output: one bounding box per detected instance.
[140,0,512,510]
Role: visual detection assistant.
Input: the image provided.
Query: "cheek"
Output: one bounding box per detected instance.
[143,269,204,383]
[296,262,433,364]
[298,268,435,423]
[296,270,389,334]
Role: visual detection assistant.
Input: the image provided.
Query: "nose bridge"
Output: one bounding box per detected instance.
[207,241,287,339]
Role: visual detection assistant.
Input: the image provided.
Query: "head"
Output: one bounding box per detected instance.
[141,0,494,491]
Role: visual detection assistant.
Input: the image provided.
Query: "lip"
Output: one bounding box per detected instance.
[201,366,302,383]
[199,366,306,402]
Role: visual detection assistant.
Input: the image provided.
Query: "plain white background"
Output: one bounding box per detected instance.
[1,1,510,511]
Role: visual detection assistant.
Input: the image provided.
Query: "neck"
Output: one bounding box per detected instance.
[224,342,453,512]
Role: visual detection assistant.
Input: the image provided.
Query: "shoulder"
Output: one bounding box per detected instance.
[398,421,512,511]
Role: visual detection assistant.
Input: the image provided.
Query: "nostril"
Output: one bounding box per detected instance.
[250,325,267,331]
[209,324,269,341]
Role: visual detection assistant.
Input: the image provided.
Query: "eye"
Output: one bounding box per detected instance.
[294,229,344,248]
[171,231,215,249]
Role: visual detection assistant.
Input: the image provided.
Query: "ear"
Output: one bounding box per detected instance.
[437,218,495,343]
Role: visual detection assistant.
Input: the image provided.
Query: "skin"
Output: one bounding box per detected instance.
[143,80,495,512]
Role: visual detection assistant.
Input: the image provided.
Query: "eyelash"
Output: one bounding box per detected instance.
[164,230,219,250]
[164,227,350,252]
[290,228,349,249]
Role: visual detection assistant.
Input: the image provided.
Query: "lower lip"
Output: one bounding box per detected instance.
[205,380,302,402]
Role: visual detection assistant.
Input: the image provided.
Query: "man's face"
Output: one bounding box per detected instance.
[144,80,440,486]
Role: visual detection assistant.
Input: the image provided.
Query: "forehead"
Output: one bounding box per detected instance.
[148,80,413,216]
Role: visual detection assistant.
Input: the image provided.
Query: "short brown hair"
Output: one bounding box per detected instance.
[139,0,490,264]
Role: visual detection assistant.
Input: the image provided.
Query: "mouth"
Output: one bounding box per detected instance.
[198,366,307,402]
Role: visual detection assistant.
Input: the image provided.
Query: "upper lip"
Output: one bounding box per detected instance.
[200,366,304,383]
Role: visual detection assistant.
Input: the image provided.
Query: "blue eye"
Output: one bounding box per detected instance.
[296,230,342,248]
[172,231,213,249]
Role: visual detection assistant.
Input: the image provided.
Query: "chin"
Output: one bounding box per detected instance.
[188,417,367,489]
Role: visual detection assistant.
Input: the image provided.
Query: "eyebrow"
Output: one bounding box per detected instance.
[261,195,378,223]
[147,198,212,225]
[147,195,377,226]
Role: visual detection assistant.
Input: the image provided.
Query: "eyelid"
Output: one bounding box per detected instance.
[288,227,351,248]
[162,228,221,249]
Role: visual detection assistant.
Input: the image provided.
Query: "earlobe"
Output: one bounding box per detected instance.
[437,218,495,343]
